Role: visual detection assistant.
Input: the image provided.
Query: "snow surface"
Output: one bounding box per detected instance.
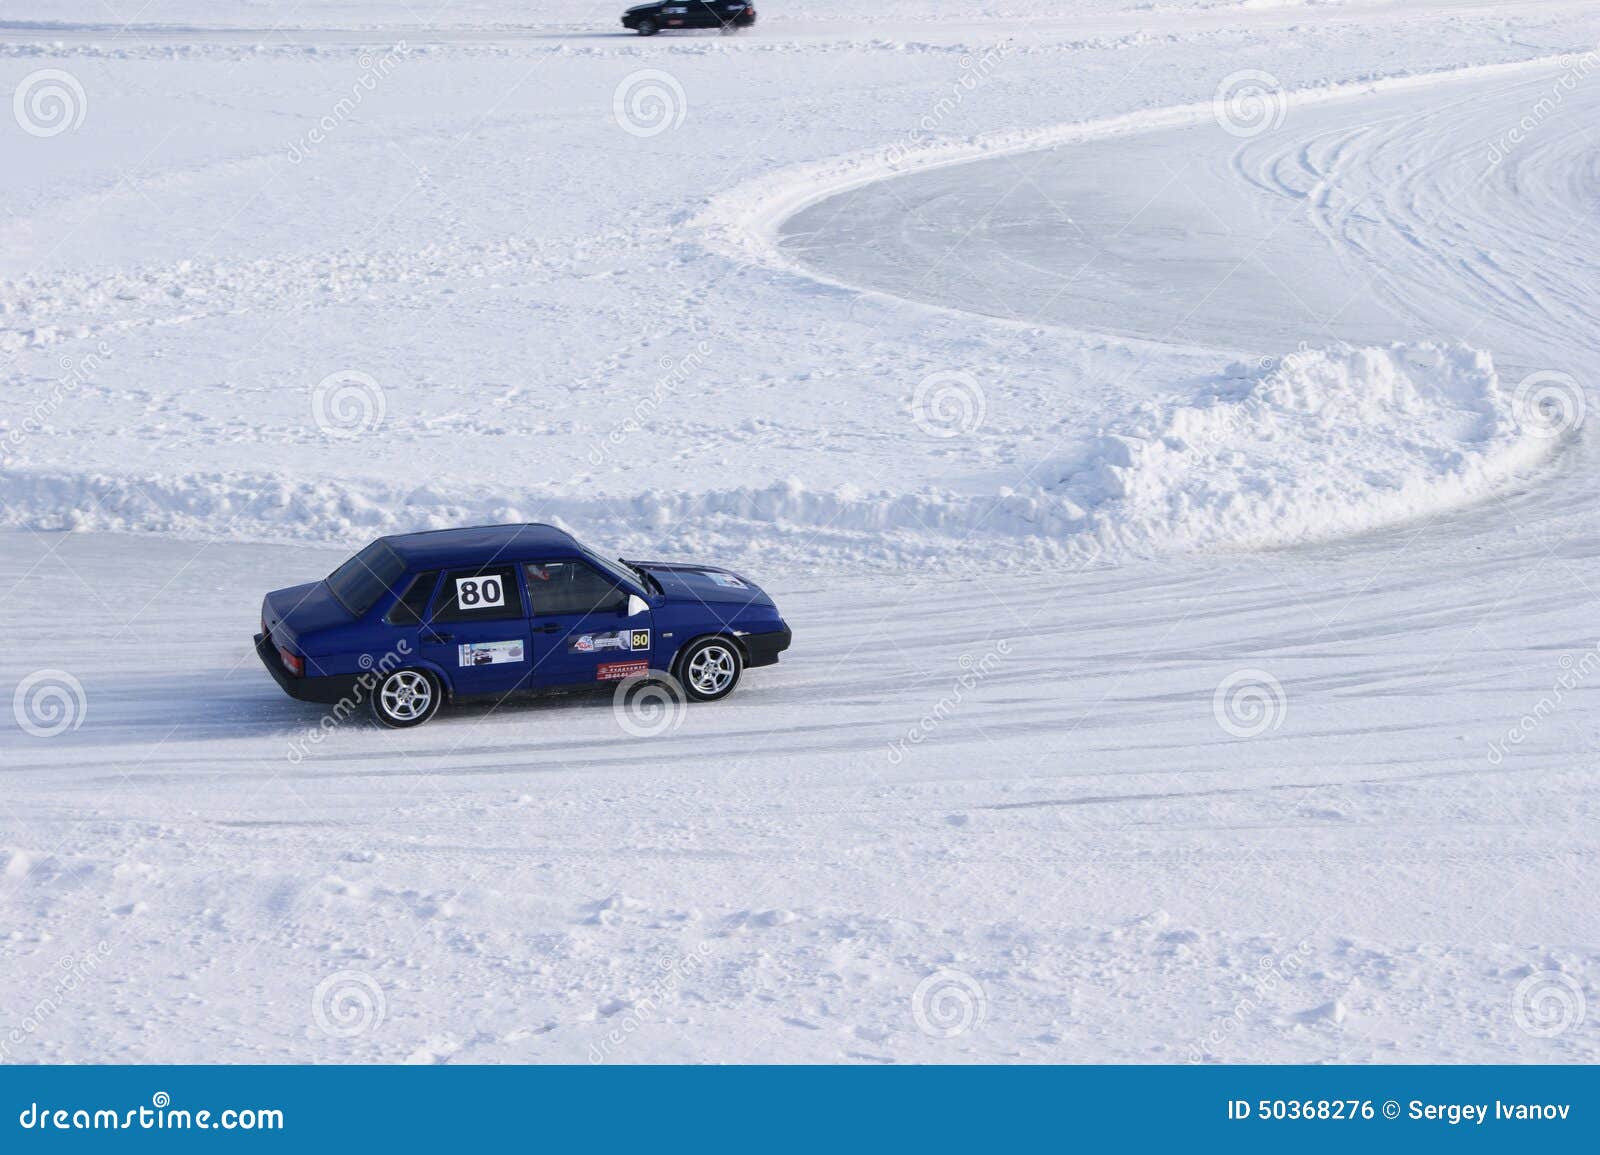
[1,0,1598,1062]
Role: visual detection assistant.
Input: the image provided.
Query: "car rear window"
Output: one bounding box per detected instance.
[326,541,407,617]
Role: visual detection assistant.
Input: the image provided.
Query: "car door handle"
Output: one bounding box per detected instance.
[422,630,455,643]
[532,623,561,634]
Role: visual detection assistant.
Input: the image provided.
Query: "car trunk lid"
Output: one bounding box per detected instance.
[261,580,352,648]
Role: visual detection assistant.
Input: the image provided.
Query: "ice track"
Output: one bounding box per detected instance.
[1,513,1596,1062]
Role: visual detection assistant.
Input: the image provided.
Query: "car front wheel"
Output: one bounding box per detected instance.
[636,18,659,35]
[679,637,742,702]
[371,668,442,728]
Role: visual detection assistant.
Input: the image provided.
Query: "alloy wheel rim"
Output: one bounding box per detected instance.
[381,671,432,720]
[687,645,736,695]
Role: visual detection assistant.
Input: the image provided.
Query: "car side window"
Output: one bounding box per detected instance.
[431,565,525,622]
[524,560,628,617]
[385,571,440,625]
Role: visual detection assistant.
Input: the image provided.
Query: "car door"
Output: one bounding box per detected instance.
[416,563,533,696]
[524,559,653,687]
[658,3,696,29]
[688,1,722,28]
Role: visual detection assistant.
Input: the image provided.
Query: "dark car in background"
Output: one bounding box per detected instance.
[622,1,756,35]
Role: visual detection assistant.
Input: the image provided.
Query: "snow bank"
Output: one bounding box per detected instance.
[0,344,1557,569]
[0,464,1093,570]
[1063,343,1557,555]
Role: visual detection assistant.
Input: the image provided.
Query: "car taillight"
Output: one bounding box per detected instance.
[278,647,304,677]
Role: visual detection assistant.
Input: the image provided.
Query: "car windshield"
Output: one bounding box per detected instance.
[579,547,639,589]
[326,541,407,617]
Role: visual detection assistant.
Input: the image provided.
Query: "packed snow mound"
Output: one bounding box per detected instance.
[0,345,1559,569]
[1064,343,1557,554]
[0,467,1093,570]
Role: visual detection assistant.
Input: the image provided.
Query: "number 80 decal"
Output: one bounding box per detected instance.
[455,575,505,609]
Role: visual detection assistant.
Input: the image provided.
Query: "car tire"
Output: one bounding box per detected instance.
[371,668,442,728]
[637,18,659,35]
[677,637,742,702]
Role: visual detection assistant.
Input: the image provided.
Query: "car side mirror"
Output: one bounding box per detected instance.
[627,593,649,617]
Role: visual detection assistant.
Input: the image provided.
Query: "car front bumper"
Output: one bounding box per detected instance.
[741,627,791,668]
[254,633,359,705]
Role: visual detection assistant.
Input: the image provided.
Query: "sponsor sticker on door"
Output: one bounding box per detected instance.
[458,639,525,667]
[597,659,649,681]
[570,629,650,654]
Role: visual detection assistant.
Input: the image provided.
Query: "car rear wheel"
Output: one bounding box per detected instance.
[636,18,659,35]
[372,668,441,728]
[679,638,742,702]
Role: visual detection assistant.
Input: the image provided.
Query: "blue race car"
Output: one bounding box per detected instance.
[255,523,791,727]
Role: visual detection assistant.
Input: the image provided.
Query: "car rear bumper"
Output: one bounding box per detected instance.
[254,633,357,705]
[741,627,791,668]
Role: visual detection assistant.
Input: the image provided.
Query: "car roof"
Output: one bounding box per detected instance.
[380,523,582,568]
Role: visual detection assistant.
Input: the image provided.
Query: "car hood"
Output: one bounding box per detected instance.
[262,580,352,645]
[627,561,776,608]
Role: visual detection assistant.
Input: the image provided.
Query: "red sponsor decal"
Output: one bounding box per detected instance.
[597,660,649,682]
